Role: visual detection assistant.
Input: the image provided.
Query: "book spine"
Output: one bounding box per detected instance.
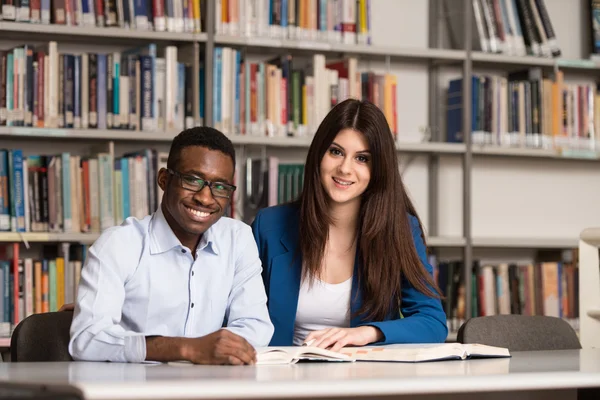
[0,150,9,231]
[534,0,560,56]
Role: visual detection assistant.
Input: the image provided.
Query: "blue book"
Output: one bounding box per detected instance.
[9,149,26,232]
[140,55,155,130]
[199,65,205,123]
[234,50,241,134]
[133,0,149,28]
[112,53,120,128]
[97,54,107,130]
[281,0,288,30]
[446,76,479,143]
[213,47,222,129]
[178,62,185,130]
[120,158,130,219]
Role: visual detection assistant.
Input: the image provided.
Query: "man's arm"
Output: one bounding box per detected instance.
[146,332,257,365]
[223,224,274,347]
[68,231,147,363]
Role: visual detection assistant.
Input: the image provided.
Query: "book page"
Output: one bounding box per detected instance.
[462,343,511,358]
[256,346,353,365]
[340,343,468,362]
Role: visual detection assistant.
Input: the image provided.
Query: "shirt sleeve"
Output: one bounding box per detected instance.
[362,215,449,344]
[223,224,274,347]
[68,230,146,363]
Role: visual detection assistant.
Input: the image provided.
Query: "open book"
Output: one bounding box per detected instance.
[257,346,354,365]
[256,343,510,365]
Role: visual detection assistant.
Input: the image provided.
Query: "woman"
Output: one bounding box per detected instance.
[251,99,447,351]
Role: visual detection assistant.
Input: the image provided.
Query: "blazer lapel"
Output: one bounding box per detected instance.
[267,227,302,345]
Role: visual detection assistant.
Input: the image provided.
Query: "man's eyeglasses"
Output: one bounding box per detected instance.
[167,169,236,199]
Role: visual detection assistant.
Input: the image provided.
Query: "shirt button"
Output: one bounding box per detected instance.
[181,249,186,253]
[191,303,195,308]
[192,271,195,276]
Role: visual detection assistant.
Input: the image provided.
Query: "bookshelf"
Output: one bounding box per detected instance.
[0,0,596,345]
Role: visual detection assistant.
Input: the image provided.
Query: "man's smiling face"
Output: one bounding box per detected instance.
[158,145,235,241]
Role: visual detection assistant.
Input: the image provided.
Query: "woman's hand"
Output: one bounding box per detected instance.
[303,326,383,352]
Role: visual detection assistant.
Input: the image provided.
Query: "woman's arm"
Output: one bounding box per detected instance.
[361,215,448,344]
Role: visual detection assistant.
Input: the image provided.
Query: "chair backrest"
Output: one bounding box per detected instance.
[457,315,581,351]
[10,311,74,362]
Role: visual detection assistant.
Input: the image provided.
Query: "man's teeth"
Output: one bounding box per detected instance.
[333,177,352,186]
[186,207,210,217]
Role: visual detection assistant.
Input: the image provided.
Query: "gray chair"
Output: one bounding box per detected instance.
[457,314,581,351]
[10,311,74,362]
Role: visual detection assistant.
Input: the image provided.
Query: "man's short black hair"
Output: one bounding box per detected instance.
[167,127,236,171]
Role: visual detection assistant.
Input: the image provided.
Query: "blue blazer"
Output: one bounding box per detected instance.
[251,203,448,346]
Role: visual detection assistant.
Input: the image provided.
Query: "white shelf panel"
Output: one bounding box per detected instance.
[215,35,465,61]
[0,338,9,347]
[427,236,466,247]
[0,127,179,141]
[472,145,600,161]
[0,232,100,245]
[0,21,205,42]
[0,127,465,154]
[472,52,600,72]
[399,142,465,154]
[471,237,578,249]
[471,51,556,67]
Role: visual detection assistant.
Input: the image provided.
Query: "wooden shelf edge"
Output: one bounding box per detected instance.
[0,232,100,244]
[472,237,577,249]
[0,21,205,42]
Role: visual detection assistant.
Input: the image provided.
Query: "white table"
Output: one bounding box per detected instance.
[0,349,599,400]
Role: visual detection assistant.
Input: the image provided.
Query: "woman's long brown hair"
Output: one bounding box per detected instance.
[298,99,442,322]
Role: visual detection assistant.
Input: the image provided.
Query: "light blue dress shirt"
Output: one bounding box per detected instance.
[69,206,274,363]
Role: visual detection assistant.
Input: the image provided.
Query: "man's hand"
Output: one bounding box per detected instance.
[303,326,383,352]
[180,329,257,365]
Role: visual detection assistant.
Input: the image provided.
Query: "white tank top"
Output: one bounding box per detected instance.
[292,275,353,346]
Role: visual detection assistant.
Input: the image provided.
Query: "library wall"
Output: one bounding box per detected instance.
[368,0,600,241]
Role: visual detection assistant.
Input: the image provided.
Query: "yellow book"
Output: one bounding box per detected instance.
[56,257,65,310]
[384,74,393,132]
[359,0,367,34]
[192,0,201,32]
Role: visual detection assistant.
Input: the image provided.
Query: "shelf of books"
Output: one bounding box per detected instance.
[446,71,600,161]
[433,253,580,338]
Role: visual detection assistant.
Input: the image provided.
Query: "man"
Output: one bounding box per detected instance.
[69,127,274,365]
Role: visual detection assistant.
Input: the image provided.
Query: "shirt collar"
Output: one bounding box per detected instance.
[149,206,220,256]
